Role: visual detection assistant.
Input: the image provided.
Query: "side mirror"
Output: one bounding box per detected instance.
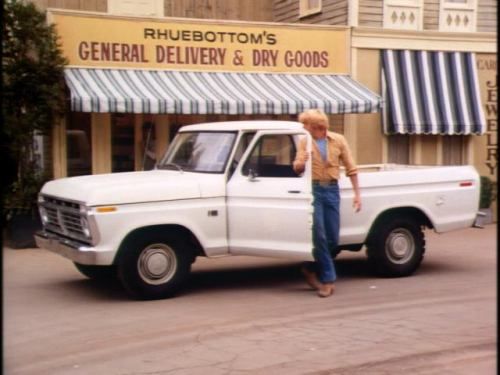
[248,168,259,181]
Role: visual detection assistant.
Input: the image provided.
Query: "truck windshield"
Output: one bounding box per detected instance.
[158,131,236,173]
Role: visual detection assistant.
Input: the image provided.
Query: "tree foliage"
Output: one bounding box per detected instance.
[2,0,67,217]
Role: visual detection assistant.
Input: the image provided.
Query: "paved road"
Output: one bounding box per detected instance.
[3,225,496,374]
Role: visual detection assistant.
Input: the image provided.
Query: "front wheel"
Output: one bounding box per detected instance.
[366,218,425,277]
[117,235,192,300]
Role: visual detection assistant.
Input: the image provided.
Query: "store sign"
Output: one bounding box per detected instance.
[49,11,348,73]
[476,55,497,179]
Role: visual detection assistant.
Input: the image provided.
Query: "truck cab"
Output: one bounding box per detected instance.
[36,121,315,299]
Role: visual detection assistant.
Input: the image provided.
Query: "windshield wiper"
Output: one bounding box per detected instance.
[159,163,184,172]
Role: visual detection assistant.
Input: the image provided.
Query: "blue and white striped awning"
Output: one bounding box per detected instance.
[64,68,382,115]
[381,50,486,135]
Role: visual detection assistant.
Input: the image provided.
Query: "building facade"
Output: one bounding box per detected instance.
[32,0,497,216]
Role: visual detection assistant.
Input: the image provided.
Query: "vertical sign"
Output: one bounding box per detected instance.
[476,54,497,179]
[476,54,497,219]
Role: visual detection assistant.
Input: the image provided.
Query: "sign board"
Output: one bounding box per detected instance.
[48,10,349,73]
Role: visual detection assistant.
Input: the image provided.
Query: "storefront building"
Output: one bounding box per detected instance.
[283,0,497,218]
[34,1,496,218]
[47,8,383,178]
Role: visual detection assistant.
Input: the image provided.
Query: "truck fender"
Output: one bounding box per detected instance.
[113,224,204,265]
[365,206,433,244]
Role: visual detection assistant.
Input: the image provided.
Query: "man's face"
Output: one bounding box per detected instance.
[310,124,327,140]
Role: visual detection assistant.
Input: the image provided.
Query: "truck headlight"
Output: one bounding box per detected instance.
[39,206,49,225]
[79,216,90,238]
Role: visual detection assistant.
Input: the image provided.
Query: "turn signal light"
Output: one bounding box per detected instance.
[97,206,117,213]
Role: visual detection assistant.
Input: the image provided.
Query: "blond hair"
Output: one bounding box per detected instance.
[298,108,329,129]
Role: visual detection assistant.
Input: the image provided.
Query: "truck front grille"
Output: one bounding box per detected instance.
[40,196,91,244]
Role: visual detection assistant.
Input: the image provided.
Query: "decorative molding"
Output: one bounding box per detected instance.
[439,0,477,32]
[352,27,496,53]
[383,0,423,31]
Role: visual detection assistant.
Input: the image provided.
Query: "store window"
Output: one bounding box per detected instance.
[387,134,410,164]
[442,136,465,165]
[299,0,322,18]
[66,112,92,177]
[111,114,135,173]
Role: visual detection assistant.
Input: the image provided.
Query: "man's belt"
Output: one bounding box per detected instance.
[312,179,338,186]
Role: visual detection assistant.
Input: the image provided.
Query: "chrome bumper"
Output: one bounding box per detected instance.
[35,231,99,265]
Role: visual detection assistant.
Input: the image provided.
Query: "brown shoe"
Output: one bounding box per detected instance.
[317,283,335,298]
[301,266,321,290]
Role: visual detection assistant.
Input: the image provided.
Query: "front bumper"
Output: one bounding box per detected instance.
[35,231,105,265]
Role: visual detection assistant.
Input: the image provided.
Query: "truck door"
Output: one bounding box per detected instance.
[226,130,314,260]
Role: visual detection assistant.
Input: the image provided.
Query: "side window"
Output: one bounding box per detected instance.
[242,134,298,178]
[229,132,256,177]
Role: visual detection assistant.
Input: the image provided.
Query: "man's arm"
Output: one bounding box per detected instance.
[293,138,308,175]
[349,173,362,212]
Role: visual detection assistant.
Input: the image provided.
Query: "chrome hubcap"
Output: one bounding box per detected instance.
[138,244,177,285]
[385,228,415,264]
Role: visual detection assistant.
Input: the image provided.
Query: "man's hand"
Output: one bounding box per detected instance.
[293,152,309,174]
[353,194,362,212]
[348,174,361,212]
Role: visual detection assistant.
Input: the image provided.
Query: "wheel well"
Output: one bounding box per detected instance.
[366,207,433,243]
[114,225,205,264]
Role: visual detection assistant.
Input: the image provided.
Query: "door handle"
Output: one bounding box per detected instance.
[288,190,301,194]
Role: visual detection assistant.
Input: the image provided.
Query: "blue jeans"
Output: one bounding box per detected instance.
[306,184,340,284]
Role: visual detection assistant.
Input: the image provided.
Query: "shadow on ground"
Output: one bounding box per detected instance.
[50,254,455,301]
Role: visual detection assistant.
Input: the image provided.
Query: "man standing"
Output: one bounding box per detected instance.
[293,109,361,297]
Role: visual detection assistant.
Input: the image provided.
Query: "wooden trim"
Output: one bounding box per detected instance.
[108,0,164,17]
[348,0,359,26]
[155,115,170,161]
[46,8,350,31]
[465,136,474,165]
[299,0,323,19]
[436,137,444,165]
[134,114,143,171]
[52,117,67,179]
[381,135,389,163]
[343,114,358,160]
[412,135,423,164]
[91,113,111,174]
[352,26,496,52]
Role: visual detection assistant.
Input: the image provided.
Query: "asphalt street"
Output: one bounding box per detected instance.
[3,224,497,374]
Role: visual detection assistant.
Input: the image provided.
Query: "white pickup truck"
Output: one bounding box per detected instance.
[36,121,482,300]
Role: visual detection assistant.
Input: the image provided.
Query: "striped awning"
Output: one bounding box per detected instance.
[381,50,486,135]
[64,68,382,115]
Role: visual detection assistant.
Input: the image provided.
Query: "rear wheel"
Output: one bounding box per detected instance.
[117,234,192,300]
[366,217,425,277]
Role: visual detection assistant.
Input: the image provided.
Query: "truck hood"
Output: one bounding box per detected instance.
[40,170,225,206]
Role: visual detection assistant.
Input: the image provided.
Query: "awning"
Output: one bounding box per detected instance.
[64,68,382,115]
[381,50,486,135]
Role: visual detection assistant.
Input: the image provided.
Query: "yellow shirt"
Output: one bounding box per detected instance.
[294,131,358,180]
